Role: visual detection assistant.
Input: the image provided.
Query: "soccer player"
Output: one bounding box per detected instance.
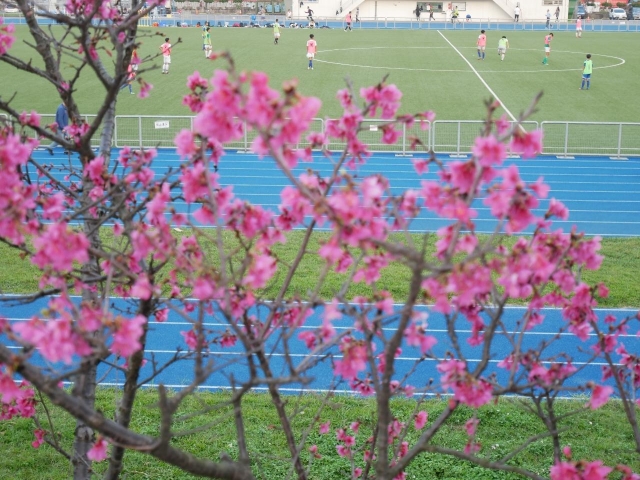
[131,47,139,72]
[476,29,486,60]
[545,9,551,28]
[576,17,582,38]
[497,35,509,61]
[580,54,592,90]
[273,18,281,44]
[306,34,317,70]
[345,11,352,31]
[542,33,553,65]
[160,37,172,74]
[201,22,209,51]
[203,27,212,57]
[119,65,136,94]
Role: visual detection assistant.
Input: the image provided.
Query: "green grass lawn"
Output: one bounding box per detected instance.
[1,390,639,479]
[3,26,640,123]
[1,231,639,307]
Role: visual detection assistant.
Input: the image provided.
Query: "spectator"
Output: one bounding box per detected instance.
[545,9,551,28]
[47,102,69,155]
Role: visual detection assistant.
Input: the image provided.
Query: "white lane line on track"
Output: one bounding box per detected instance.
[444,31,520,123]
[5,346,621,367]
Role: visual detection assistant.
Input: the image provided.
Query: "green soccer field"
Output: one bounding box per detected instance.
[3,26,640,123]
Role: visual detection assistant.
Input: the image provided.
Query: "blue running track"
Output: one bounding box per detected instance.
[32,148,640,236]
[2,296,638,394]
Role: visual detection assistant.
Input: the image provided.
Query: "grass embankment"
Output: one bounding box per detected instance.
[1,231,639,307]
[0,390,639,479]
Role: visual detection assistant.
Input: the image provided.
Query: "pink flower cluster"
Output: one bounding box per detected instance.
[437,359,493,408]
[0,18,15,55]
[333,337,369,380]
[0,129,39,245]
[0,373,36,420]
[551,447,613,480]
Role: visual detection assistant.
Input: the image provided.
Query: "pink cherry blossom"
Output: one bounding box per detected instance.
[154,309,168,323]
[404,322,437,355]
[0,370,24,404]
[414,411,428,430]
[138,80,153,99]
[0,19,16,55]
[334,338,368,380]
[31,223,90,272]
[586,385,613,410]
[13,317,92,364]
[243,253,277,289]
[309,444,321,459]
[319,421,331,434]
[336,444,351,457]
[472,135,507,167]
[18,110,41,128]
[110,315,146,357]
[510,130,543,159]
[181,330,199,350]
[31,429,46,449]
[87,436,109,462]
[175,130,197,159]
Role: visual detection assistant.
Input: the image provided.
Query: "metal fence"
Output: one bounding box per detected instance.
[5,113,640,158]
[431,120,540,156]
[106,116,637,158]
[541,122,640,158]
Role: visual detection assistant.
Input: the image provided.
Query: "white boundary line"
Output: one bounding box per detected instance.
[437,30,518,123]
[315,47,625,74]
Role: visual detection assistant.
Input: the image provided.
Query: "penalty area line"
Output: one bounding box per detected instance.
[437,30,518,125]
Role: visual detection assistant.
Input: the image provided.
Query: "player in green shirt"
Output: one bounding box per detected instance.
[580,54,593,90]
[273,18,281,45]
[203,28,212,58]
[497,36,509,61]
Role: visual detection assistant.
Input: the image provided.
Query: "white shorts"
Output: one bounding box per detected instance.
[306,52,314,59]
[163,55,171,65]
[274,32,280,38]
[478,46,485,51]
[204,44,212,50]
[576,27,582,31]
[544,46,550,53]
[498,47,506,54]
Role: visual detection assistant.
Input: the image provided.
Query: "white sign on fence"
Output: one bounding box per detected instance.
[154,121,170,129]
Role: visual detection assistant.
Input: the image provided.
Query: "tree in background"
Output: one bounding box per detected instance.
[1,3,640,480]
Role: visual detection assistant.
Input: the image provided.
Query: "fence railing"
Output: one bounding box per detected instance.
[5,113,640,158]
[540,122,640,158]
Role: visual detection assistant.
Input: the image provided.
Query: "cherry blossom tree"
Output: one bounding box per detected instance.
[1,4,640,480]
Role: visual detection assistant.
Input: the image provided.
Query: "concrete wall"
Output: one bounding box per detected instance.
[292,1,567,22]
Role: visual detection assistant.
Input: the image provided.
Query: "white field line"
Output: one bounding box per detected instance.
[437,30,518,124]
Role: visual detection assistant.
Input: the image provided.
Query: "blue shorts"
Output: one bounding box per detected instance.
[582,73,591,79]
